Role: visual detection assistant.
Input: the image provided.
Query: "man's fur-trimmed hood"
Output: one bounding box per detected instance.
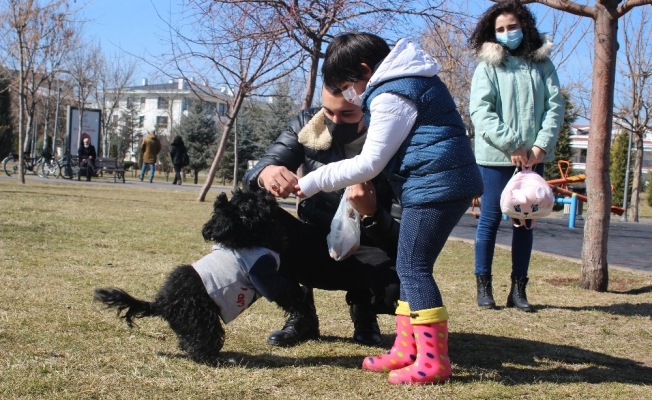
[476,35,553,66]
[297,109,332,150]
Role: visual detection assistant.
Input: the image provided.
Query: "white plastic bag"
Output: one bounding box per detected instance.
[327,187,361,261]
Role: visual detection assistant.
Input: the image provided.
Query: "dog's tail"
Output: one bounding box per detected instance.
[94,288,159,327]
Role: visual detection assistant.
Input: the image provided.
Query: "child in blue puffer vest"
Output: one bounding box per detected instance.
[295,32,483,385]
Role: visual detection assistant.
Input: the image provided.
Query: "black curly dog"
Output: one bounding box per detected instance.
[94,189,313,365]
[95,188,399,365]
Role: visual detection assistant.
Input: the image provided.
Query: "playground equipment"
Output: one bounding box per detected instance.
[470,161,625,227]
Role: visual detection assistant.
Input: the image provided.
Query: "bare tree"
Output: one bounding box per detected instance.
[205,0,454,109]
[420,12,477,138]
[94,54,136,157]
[522,0,652,291]
[0,0,77,182]
[613,7,652,222]
[166,1,306,201]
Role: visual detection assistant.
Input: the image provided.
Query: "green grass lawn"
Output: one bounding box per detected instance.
[1,179,651,399]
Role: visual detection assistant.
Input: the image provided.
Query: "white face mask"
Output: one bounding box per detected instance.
[342,86,363,107]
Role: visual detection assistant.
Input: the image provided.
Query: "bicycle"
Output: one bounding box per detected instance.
[39,156,61,178]
[57,151,79,180]
[2,153,46,177]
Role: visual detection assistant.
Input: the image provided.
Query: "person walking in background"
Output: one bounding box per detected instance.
[139,131,161,183]
[469,0,564,312]
[296,32,483,385]
[170,135,188,185]
[78,136,96,182]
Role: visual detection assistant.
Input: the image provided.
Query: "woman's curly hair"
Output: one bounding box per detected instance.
[469,0,543,58]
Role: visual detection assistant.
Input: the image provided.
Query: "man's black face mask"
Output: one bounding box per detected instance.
[324,115,365,144]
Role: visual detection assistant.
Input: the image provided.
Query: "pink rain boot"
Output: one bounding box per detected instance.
[387,306,451,385]
[362,301,416,372]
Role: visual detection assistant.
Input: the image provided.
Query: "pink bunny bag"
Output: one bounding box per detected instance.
[500,169,554,229]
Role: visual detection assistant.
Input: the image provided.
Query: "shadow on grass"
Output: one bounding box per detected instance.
[451,332,652,385]
[610,285,652,295]
[159,332,652,386]
[541,302,652,318]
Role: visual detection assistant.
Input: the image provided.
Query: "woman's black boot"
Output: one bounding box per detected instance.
[476,274,496,309]
[506,275,533,312]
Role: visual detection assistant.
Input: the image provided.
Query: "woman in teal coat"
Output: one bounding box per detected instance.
[469,0,565,312]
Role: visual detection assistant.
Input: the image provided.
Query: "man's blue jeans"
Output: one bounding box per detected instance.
[474,164,544,277]
[140,163,155,182]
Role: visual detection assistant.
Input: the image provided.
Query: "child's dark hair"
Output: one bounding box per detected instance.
[322,32,391,94]
[469,0,543,58]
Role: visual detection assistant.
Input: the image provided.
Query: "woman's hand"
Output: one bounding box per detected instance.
[510,146,528,167]
[525,146,546,168]
[258,165,298,198]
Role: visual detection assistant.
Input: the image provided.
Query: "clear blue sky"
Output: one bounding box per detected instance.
[81,0,179,81]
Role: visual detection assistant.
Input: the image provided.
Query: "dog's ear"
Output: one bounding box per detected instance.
[201,188,288,251]
[203,192,240,244]
[214,192,229,209]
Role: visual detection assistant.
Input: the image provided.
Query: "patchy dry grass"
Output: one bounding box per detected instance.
[1,178,651,399]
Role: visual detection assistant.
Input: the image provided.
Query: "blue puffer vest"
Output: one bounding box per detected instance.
[362,75,483,207]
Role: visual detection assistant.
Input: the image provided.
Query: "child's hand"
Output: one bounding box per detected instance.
[294,184,306,198]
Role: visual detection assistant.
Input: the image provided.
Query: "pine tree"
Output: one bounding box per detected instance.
[115,102,140,163]
[609,130,633,208]
[216,80,298,184]
[172,100,217,184]
[544,90,576,181]
[248,80,298,159]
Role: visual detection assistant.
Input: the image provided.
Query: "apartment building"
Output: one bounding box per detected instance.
[570,123,652,183]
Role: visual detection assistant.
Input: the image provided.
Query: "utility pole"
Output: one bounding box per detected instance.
[620,129,633,221]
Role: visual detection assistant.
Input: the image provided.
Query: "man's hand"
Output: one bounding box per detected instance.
[510,146,528,167]
[347,181,377,217]
[258,165,298,198]
[525,146,546,168]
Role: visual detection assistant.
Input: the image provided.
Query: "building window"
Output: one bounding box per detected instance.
[158,97,169,109]
[140,97,146,109]
[112,114,119,123]
[126,97,134,108]
[182,98,193,111]
[138,116,144,128]
[156,116,169,128]
[204,101,216,115]
[218,103,227,117]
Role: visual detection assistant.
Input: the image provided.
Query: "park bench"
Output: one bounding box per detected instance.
[74,156,126,183]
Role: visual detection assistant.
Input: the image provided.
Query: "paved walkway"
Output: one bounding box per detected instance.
[3,174,651,274]
[450,211,652,274]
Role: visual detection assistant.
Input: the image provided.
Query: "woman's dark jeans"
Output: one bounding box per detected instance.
[474,164,544,278]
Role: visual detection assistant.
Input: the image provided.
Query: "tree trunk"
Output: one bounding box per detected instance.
[580,4,619,292]
[301,42,321,110]
[197,90,246,202]
[628,133,644,222]
[18,84,25,184]
[232,120,238,192]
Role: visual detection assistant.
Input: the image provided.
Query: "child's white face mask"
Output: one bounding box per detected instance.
[342,86,363,107]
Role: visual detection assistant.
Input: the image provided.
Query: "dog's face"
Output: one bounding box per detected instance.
[202,189,287,252]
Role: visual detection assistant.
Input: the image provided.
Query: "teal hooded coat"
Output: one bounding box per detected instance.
[470,38,565,166]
